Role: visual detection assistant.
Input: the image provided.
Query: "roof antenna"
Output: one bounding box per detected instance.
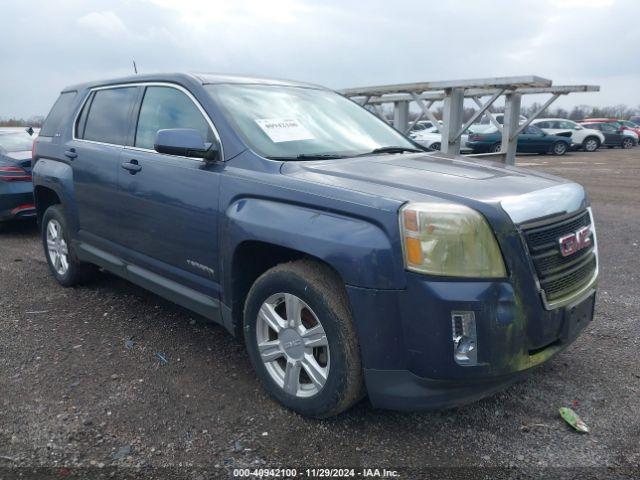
[133,60,138,75]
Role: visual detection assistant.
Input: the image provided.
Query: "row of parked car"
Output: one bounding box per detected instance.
[410,115,640,155]
[1,113,638,224]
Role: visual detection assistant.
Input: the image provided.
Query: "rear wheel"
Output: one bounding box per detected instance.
[622,137,634,149]
[582,136,600,152]
[244,260,364,417]
[429,142,441,151]
[42,205,97,287]
[552,141,568,156]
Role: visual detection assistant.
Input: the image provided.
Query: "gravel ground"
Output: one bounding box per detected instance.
[0,148,639,479]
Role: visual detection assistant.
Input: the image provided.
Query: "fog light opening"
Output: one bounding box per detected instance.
[451,311,478,366]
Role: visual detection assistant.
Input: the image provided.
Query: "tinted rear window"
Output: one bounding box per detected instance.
[83,87,138,145]
[40,91,77,137]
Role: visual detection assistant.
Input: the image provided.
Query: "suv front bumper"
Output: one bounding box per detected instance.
[346,273,595,410]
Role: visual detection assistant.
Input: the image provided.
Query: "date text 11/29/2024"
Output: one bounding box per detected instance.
[232,468,399,478]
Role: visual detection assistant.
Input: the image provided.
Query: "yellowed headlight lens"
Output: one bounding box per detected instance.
[400,202,507,278]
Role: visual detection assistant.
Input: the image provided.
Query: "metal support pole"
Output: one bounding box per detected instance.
[393,101,409,133]
[512,93,561,137]
[411,94,441,131]
[501,93,521,165]
[441,88,464,155]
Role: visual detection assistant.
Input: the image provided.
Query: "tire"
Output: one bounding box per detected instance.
[429,142,441,151]
[243,260,364,418]
[622,137,634,149]
[490,143,502,153]
[582,136,600,152]
[552,141,568,156]
[42,205,97,287]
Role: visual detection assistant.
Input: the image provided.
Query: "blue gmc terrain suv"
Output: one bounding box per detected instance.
[32,73,598,417]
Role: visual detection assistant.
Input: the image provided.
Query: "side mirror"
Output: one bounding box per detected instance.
[25,126,34,136]
[154,128,219,161]
[574,126,583,130]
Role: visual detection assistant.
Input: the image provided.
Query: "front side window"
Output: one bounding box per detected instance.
[206,84,415,159]
[135,86,213,150]
[83,87,138,145]
[558,120,577,129]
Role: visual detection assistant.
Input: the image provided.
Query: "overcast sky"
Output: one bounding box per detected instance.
[1,0,638,118]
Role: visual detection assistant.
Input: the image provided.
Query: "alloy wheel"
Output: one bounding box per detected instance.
[584,139,598,152]
[46,219,69,276]
[554,142,567,155]
[256,293,330,398]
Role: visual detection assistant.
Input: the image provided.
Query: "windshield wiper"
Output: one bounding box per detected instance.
[267,153,349,161]
[356,146,424,156]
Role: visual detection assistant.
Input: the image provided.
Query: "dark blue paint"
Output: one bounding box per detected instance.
[467,129,572,154]
[31,73,595,410]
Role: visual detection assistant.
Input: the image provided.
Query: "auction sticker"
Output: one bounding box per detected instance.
[255,118,315,143]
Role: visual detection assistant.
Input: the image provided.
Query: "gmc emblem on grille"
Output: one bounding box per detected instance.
[558,226,592,257]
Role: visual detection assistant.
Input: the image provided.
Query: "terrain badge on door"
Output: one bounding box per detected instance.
[186,259,215,277]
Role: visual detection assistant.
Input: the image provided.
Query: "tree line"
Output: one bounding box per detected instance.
[0,116,45,128]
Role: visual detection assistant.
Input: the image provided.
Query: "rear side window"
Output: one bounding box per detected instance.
[134,86,213,150]
[40,91,77,137]
[82,87,138,145]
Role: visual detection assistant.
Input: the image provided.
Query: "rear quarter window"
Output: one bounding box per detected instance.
[40,91,77,137]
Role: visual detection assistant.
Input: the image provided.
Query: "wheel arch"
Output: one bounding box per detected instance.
[32,159,79,232]
[228,240,346,337]
[33,186,61,225]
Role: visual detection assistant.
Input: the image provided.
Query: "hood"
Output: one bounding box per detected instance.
[281,152,586,223]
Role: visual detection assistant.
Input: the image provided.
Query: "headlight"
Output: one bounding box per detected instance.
[399,202,506,278]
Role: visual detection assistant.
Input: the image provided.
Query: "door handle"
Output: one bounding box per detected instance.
[64,149,77,159]
[121,160,142,174]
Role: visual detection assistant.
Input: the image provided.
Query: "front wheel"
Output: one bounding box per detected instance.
[622,137,634,149]
[42,205,97,287]
[582,137,600,152]
[243,260,364,417]
[552,141,568,156]
[429,142,441,151]
[490,143,502,153]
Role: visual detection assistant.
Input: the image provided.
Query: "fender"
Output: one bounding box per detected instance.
[32,159,80,234]
[223,197,405,290]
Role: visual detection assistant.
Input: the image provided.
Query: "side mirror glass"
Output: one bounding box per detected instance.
[154,128,219,161]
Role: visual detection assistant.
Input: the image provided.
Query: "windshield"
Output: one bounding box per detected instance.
[0,132,33,152]
[206,84,416,159]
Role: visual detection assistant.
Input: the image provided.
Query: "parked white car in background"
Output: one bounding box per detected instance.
[408,120,438,138]
[413,126,471,152]
[531,118,605,152]
[469,113,528,133]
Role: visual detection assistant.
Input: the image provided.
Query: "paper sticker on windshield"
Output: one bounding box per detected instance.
[255,118,315,143]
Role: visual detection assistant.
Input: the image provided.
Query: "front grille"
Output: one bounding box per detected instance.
[522,210,597,304]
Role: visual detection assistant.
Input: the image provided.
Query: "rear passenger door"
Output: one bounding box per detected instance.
[116,84,222,295]
[70,86,139,244]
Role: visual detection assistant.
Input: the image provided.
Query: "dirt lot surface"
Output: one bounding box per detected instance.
[1,148,639,479]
